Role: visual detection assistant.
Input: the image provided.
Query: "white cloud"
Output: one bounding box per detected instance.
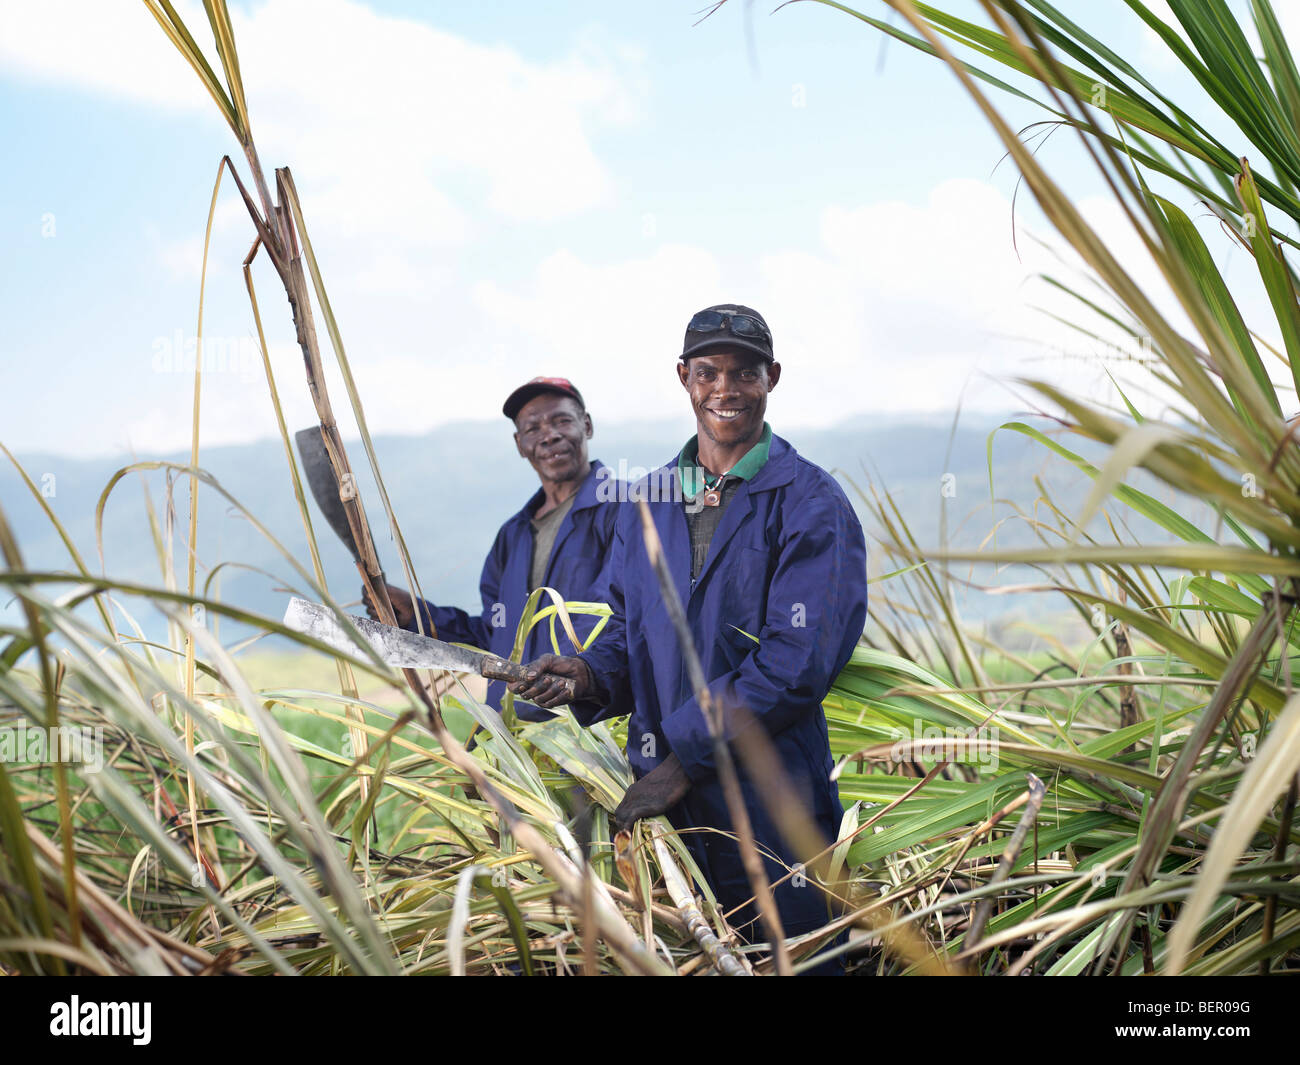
[813,181,1045,369]
[746,180,1179,422]
[0,0,655,455]
[53,171,1215,460]
[0,0,644,244]
[471,244,725,422]
[123,337,357,454]
[454,179,1177,432]
[233,0,638,227]
[0,1,212,111]
[4,1,1240,456]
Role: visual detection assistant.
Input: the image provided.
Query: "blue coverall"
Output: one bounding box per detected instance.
[406,460,619,721]
[574,432,868,958]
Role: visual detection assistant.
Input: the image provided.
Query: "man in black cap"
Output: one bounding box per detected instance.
[365,376,619,720]
[511,305,868,970]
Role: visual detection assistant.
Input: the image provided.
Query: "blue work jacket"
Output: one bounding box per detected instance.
[576,432,868,941]
[407,460,619,720]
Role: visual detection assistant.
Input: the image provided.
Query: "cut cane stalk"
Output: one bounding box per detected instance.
[647,825,751,976]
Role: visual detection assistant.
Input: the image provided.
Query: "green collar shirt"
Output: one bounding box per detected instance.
[675,422,773,581]
[676,421,773,499]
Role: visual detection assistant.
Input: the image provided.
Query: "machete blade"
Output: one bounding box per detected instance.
[294,426,364,565]
[283,596,488,673]
[281,597,574,701]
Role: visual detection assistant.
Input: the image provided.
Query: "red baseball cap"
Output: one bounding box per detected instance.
[502,376,586,420]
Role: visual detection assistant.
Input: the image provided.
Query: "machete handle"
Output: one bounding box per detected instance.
[481,657,576,702]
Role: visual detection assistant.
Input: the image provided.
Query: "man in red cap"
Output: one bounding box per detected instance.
[365,377,619,720]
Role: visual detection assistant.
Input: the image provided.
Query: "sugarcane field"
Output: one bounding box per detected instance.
[0,0,1297,1037]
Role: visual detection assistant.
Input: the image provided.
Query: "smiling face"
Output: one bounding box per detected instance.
[677,348,780,459]
[513,393,592,486]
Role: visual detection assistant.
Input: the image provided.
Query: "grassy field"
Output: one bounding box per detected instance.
[3,0,1300,976]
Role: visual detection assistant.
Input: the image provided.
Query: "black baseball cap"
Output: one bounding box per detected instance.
[502,376,586,420]
[680,303,774,362]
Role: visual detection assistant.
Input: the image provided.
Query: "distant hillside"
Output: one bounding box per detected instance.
[1,413,1206,644]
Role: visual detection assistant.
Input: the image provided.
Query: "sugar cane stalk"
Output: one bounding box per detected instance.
[648,824,750,976]
[145,0,671,974]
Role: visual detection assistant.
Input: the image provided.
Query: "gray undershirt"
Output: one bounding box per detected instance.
[529,493,577,591]
[686,474,743,580]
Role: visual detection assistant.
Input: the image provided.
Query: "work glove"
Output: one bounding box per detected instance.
[507,654,596,708]
[361,582,416,628]
[612,753,691,832]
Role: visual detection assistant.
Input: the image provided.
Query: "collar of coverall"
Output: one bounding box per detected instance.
[516,460,606,523]
[675,422,773,501]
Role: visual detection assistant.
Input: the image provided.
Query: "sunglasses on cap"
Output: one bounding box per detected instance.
[687,309,772,344]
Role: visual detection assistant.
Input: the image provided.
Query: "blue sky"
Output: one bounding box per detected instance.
[0,0,1272,458]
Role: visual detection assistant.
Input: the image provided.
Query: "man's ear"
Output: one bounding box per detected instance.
[766,361,781,390]
[583,412,593,439]
[513,429,526,459]
[677,360,690,389]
